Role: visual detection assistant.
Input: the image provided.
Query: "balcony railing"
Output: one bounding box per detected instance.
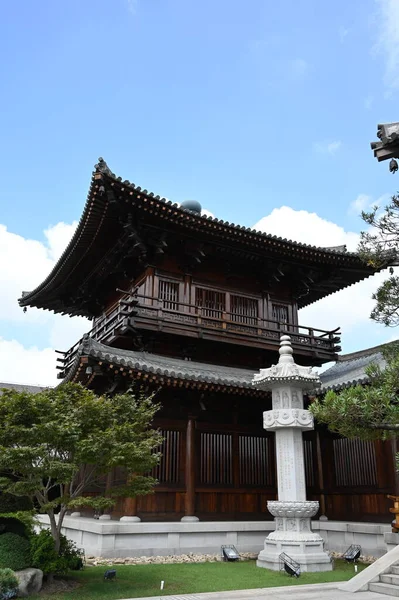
[57,293,341,377]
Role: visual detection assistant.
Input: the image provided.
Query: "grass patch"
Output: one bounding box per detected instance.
[31,559,365,600]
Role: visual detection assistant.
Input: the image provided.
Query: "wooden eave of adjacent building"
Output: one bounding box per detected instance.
[19,158,382,318]
[60,335,268,397]
[371,122,399,162]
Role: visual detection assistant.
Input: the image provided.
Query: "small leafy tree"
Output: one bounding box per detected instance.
[358,195,399,326]
[0,383,162,560]
[310,343,399,440]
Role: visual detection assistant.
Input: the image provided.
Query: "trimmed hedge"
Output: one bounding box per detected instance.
[0,533,31,571]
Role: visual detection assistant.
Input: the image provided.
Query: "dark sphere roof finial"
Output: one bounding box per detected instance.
[181,200,202,214]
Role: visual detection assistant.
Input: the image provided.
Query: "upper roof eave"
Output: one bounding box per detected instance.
[19,158,381,315]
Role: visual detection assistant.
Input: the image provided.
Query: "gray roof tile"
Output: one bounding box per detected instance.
[0,382,47,395]
[68,336,259,389]
[319,345,387,393]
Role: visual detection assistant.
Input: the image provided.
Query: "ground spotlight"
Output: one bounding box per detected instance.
[221,545,240,561]
[279,552,301,577]
[104,569,117,581]
[343,545,361,563]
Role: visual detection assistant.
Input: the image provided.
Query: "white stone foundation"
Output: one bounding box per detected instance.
[35,515,390,559]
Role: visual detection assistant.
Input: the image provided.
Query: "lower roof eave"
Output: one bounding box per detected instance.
[58,336,268,395]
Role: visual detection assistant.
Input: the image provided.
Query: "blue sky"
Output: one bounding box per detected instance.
[1,0,399,385]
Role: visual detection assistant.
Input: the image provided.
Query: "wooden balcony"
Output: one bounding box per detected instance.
[58,294,341,376]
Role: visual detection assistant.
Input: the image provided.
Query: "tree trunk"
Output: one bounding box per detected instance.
[48,511,59,549]
[47,510,60,582]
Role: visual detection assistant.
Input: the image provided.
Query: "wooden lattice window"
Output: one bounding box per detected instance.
[152,430,181,484]
[272,303,289,326]
[333,438,377,487]
[303,439,315,488]
[195,288,226,318]
[239,435,272,486]
[200,432,233,485]
[159,280,179,310]
[231,295,258,325]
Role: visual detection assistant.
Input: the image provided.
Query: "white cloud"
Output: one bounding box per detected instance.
[0,222,79,322]
[252,206,390,352]
[313,140,342,155]
[0,222,89,386]
[44,221,78,262]
[348,194,372,215]
[348,192,391,216]
[253,206,359,250]
[201,208,215,218]
[0,339,57,388]
[300,271,387,340]
[374,0,399,89]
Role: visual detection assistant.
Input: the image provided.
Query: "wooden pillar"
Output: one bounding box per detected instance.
[99,468,114,520]
[120,475,141,522]
[181,415,199,521]
[316,431,327,519]
[391,439,399,496]
[123,496,138,516]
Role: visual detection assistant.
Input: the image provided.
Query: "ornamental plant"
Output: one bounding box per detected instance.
[0,383,162,577]
[0,568,18,599]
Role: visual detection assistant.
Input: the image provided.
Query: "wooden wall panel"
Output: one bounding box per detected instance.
[315,429,395,522]
[110,418,396,523]
[195,490,276,520]
[324,493,391,523]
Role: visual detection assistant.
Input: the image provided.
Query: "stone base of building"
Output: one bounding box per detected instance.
[35,515,391,560]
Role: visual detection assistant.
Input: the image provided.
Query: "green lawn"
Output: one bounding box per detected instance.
[31,559,365,600]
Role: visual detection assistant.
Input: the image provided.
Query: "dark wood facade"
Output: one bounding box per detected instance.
[73,374,395,523]
[19,159,395,523]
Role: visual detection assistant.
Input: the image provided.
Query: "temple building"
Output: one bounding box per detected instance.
[19,158,396,525]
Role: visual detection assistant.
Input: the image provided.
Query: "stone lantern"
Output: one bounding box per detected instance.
[252,335,332,572]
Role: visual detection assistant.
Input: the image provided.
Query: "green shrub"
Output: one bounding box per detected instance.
[30,529,84,575]
[0,533,30,571]
[0,568,18,598]
[0,512,35,538]
[59,535,85,571]
[0,515,33,539]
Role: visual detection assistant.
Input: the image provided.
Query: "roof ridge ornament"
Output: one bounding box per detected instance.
[95,157,113,177]
[252,335,321,390]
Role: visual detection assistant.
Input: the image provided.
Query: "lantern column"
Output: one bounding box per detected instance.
[253,335,332,572]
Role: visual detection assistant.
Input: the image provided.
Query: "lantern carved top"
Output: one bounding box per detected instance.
[252,335,321,390]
